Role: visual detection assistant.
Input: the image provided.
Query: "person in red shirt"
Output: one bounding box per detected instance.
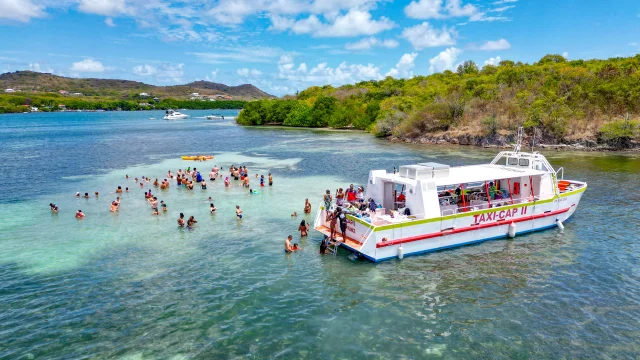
[346,184,357,203]
[397,193,406,202]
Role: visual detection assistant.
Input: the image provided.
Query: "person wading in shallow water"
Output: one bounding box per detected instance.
[177,213,185,227]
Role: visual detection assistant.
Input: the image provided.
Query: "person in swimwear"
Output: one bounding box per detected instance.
[95,192,99,197]
[187,216,197,228]
[298,220,309,237]
[178,213,185,227]
[139,182,144,188]
[209,169,216,181]
[75,210,85,219]
[115,197,121,206]
[268,173,273,186]
[75,192,80,197]
[201,180,207,190]
[304,198,312,214]
[323,190,332,220]
[116,186,123,194]
[83,192,89,199]
[153,179,159,187]
[125,187,129,192]
[150,197,159,215]
[224,177,230,187]
[243,176,250,188]
[236,205,243,219]
[260,175,265,187]
[126,174,129,179]
[161,200,167,212]
[284,235,294,253]
[177,177,182,186]
[292,243,301,251]
[210,203,217,213]
[50,203,58,213]
[134,177,138,183]
[110,201,118,212]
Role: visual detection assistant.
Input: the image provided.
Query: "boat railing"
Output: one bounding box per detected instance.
[555,167,564,180]
[448,197,534,215]
[313,201,325,229]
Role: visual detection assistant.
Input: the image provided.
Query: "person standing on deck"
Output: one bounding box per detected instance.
[337,208,347,242]
[324,190,333,220]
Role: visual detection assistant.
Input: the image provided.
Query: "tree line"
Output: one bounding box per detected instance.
[237,54,640,147]
[0,93,246,113]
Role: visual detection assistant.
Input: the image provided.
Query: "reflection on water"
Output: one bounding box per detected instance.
[0,110,639,359]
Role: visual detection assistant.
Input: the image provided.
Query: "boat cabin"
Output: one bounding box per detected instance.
[364,151,562,226]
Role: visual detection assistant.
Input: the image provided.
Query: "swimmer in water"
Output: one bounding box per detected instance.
[95,192,99,197]
[187,216,197,228]
[75,192,80,197]
[75,210,85,219]
[284,235,293,253]
[115,197,120,206]
[292,243,301,251]
[135,177,139,183]
[161,200,167,212]
[224,177,230,187]
[116,186,123,194]
[304,198,312,214]
[178,213,185,227]
[83,193,89,199]
[201,180,207,190]
[298,220,309,237]
[150,197,159,215]
[210,203,217,213]
[236,205,243,219]
[126,174,129,179]
[205,197,213,202]
[291,212,298,217]
[110,201,118,212]
[50,203,58,213]
[139,182,144,188]
[125,187,129,192]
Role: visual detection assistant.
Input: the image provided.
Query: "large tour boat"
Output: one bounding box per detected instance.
[313,131,587,262]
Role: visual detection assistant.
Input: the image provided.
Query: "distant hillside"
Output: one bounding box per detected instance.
[0,71,274,100]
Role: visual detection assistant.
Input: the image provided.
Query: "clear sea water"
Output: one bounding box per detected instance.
[0,110,639,359]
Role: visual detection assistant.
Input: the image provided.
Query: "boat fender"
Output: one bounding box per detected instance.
[508,222,516,238]
[398,245,404,260]
[556,219,564,232]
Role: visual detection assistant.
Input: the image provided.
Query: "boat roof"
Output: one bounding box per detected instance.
[375,164,549,187]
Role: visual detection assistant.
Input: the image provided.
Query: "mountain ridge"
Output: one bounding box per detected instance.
[0,71,274,99]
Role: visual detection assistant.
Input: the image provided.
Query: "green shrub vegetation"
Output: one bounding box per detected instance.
[237,54,640,145]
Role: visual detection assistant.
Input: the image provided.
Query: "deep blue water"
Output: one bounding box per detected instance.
[0,110,639,359]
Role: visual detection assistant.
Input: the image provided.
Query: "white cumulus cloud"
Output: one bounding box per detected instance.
[132,64,157,76]
[277,54,382,86]
[562,51,569,59]
[476,39,511,50]
[71,59,106,73]
[277,10,395,37]
[386,53,418,78]
[104,17,115,27]
[402,22,456,50]
[345,37,399,50]
[28,63,53,73]
[0,0,45,22]
[429,47,462,74]
[78,0,129,16]
[156,63,184,83]
[484,56,501,66]
[405,0,478,19]
[237,68,262,77]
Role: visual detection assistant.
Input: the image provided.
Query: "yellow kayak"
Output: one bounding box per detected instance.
[181,155,214,161]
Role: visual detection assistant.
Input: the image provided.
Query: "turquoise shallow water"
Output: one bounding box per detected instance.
[1,110,639,359]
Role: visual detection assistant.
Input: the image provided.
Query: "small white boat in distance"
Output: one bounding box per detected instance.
[205,114,225,120]
[163,109,188,120]
[314,128,586,262]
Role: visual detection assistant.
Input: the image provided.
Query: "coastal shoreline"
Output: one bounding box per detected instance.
[241,124,640,152]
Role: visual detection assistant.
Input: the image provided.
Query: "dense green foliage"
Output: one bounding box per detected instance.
[237,54,640,145]
[0,93,245,113]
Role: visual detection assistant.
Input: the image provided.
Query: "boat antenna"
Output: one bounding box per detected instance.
[514,126,523,153]
[531,127,536,152]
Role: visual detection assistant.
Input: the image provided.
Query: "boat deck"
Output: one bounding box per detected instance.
[315,225,363,251]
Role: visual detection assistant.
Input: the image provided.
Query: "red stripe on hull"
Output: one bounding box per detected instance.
[376,207,571,248]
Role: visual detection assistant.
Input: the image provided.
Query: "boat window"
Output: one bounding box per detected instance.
[507,157,518,165]
[518,158,529,167]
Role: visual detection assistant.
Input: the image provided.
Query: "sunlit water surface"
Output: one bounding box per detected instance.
[1,110,639,359]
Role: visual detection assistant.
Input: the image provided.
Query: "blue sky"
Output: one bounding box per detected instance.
[1,0,639,96]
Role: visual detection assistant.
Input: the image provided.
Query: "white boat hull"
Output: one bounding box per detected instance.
[314,183,586,262]
[164,115,188,120]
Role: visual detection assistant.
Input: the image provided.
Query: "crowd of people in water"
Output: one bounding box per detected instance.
[49,162,373,256]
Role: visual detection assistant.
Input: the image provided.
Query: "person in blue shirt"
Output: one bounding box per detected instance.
[196,172,203,183]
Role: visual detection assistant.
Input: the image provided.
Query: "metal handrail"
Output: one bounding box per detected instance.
[555,167,564,180]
